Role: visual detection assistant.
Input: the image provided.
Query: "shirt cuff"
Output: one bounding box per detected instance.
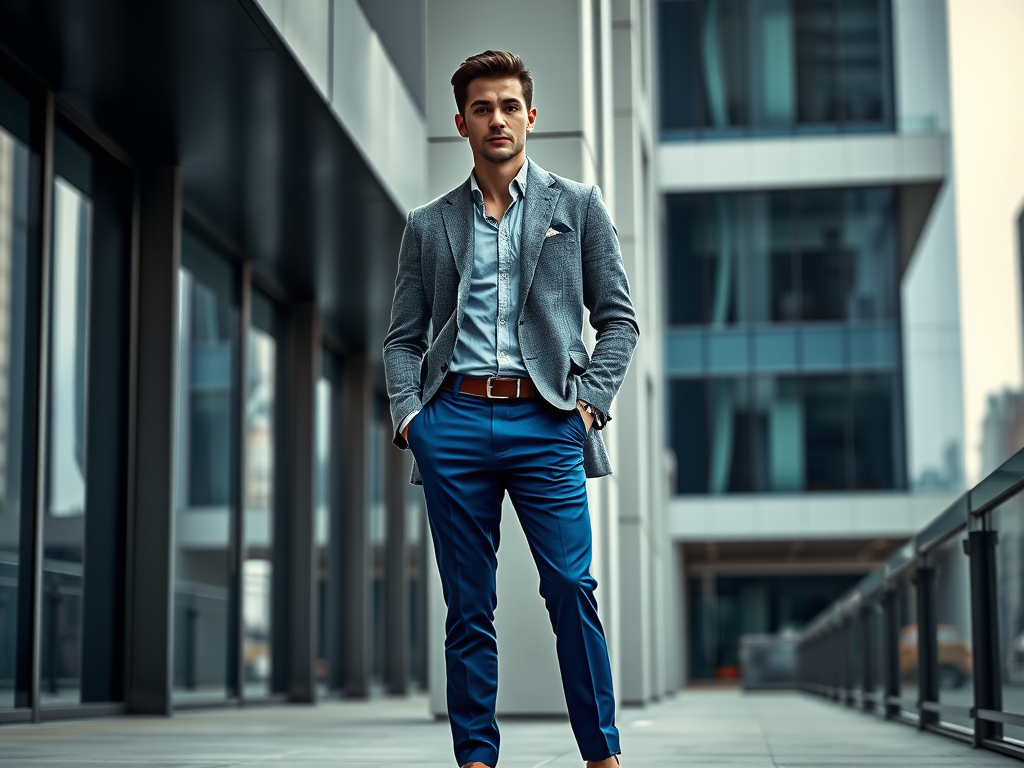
[399,410,419,435]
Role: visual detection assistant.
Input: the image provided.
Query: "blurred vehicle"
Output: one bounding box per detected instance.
[1005,631,1024,683]
[900,624,972,689]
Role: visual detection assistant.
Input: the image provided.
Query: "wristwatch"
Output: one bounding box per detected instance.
[578,400,606,430]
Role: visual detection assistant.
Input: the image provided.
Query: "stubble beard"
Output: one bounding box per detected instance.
[479,135,525,165]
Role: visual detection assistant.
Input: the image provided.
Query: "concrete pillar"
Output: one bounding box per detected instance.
[126,167,181,715]
[286,304,321,702]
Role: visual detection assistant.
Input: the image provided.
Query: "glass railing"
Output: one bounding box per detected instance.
[797,444,1024,758]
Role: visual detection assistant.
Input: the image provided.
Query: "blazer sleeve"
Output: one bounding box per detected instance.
[383,209,430,449]
[575,185,640,420]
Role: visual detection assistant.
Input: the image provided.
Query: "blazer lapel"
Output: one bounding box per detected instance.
[440,179,475,279]
[518,162,560,311]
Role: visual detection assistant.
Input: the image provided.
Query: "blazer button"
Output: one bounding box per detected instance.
[441,362,448,372]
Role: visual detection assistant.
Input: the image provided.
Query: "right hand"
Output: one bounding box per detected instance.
[402,422,410,443]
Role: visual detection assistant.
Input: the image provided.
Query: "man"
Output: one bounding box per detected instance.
[383,50,638,768]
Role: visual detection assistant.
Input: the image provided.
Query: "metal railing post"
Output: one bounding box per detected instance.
[915,565,938,728]
[967,530,1003,745]
[881,585,900,719]
[860,603,873,712]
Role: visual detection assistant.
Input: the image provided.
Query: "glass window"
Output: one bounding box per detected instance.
[0,79,30,711]
[797,189,848,322]
[173,230,239,703]
[803,375,848,490]
[244,289,283,699]
[670,379,709,493]
[315,369,332,696]
[994,495,1024,738]
[895,567,918,716]
[40,126,131,707]
[930,534,973,731]
[851,373,896,489]
[659,0,893,137]
[670,372,902,494]
[667,188,898,328]
[839,0,890,124]
[40,144,93,707]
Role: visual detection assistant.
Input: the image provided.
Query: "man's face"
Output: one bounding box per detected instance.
[454,76,536,165]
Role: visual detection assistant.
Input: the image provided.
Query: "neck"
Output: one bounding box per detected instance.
[472,153,525,200]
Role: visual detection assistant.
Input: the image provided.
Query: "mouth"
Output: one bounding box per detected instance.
[487,136,513,144]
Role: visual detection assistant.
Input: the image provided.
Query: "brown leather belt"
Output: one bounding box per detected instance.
[441,373,536,399]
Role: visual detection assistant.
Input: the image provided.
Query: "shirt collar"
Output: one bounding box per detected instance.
[470,157,529,204]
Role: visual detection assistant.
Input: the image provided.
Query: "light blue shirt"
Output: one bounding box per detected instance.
[449,159,530,378]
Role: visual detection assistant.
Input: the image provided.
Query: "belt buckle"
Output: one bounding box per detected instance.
[485,377,520,399]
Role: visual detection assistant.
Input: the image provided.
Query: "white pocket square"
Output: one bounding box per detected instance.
[544,227,562,238]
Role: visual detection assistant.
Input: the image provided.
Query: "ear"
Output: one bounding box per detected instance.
[526,106,537,133]
[454,113,470,138]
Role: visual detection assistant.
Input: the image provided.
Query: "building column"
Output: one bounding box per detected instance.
[126,167,181,715]
[287,304,321,702]
[384,445,410,693]
[339,354,372,697]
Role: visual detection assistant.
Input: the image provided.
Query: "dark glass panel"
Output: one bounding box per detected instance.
[851,373,896,489]
[797,189,850,321]
[794,0,838,125]
[740,192,797,322]
[708,377,755,493]
[748,0,796,128]
[173,233,239,704]
[704,194,742,325]
[0,84,30,710]
[41,170,93,707]
[839,0,886,123]
[660,0,705,131]
[243,292,279,699]
[671,378,708,493]
[699,0,749,131]
[843,187,897,321]
[750,375,804,492]
[803,375,848,490]
[667,195,706,325]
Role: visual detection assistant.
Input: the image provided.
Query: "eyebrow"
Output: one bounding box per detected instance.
[469,97,524,109]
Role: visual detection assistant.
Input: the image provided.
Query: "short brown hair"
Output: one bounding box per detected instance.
[451,50,534,115]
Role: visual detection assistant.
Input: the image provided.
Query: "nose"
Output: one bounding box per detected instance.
[489,110,506,129]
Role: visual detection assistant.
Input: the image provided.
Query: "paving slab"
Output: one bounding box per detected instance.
[0,689,1020,767]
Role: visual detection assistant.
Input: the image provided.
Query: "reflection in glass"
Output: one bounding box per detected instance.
[931,534,974,731]
[172,247,237,703]
[244,326,276,698]
[895,568,918,715]
[659,0,892,136]
[667,189,897,327]
[671,372,901,494]
[315,375,331,696]
[0,109,29,709]
[40,177,92,707]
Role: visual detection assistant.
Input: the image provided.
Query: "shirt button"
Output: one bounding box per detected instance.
[500,319,506,326]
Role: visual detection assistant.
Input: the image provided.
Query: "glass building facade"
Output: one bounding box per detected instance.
[659,0,894,138]
[666,188,906,495]
[0,3,428,717]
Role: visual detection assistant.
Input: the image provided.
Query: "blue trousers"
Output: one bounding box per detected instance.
[408,384,620,767]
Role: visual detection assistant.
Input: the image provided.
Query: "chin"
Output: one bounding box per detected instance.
[480,143,522,164]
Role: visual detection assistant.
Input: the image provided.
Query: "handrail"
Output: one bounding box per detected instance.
[796,442,1024,759]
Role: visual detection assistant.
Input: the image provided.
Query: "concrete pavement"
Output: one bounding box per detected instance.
[0,689,1019,767]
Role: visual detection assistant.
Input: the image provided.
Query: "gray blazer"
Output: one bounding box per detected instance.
[383,161,639,484]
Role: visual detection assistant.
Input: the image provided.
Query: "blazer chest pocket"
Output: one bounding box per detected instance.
[568,346,590,374]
